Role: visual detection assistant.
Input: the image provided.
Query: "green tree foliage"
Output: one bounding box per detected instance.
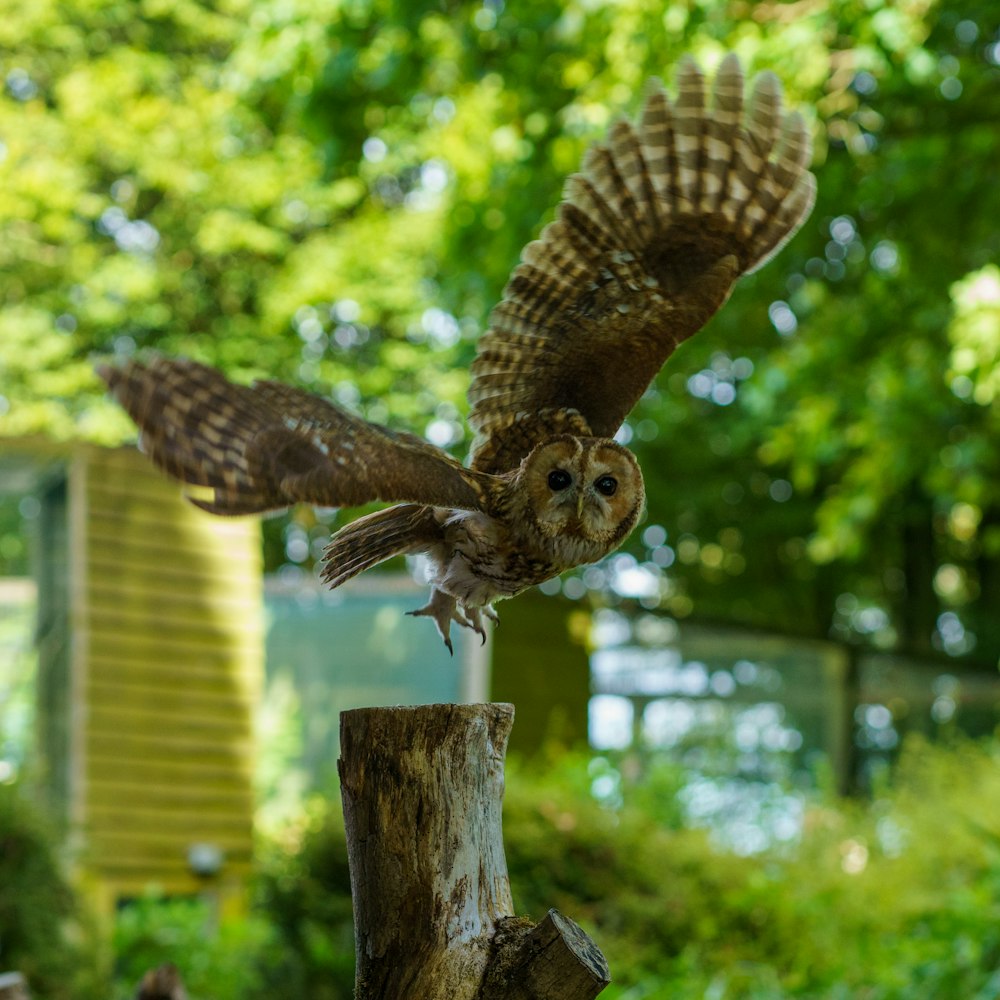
[2,0,998,660]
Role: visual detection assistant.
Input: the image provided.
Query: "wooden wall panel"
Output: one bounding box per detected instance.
[78,446,262,903]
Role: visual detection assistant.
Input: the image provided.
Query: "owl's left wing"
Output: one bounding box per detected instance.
[99,356,490,514]
[468,54,815,473]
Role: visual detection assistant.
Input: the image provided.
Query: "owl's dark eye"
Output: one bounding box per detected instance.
[594,475,618,497]
[547,469,572,491]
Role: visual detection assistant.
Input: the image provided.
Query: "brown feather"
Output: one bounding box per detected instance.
[96,52,815,651]
[99,357,492,514]
[468,54,816,472]
[320,504,443,589]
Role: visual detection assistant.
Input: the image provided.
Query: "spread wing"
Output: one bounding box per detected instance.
[99,356,491,514]
[468,53,816,473]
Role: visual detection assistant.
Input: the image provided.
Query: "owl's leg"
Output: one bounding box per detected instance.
[407,587,467,654]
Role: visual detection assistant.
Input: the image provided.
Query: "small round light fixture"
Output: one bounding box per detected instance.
[187,842,224,880]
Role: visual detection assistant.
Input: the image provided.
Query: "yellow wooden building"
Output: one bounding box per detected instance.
[2,439,262,917]
[1,436,595,922]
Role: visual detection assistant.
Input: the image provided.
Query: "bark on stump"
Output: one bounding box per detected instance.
[339,703,610,999]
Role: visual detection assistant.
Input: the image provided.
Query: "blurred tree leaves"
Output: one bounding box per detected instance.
[1,0,998,661]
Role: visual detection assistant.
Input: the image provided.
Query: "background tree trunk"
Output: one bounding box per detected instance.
[338,703,610,999]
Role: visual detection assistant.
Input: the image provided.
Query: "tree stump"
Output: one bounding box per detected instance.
[339,703,610,999]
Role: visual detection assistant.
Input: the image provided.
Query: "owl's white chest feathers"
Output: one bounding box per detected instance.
[421,509,563,608]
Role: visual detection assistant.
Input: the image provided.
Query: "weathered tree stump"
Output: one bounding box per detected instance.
[339,703,610,999]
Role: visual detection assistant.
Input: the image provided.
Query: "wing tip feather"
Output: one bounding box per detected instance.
[468,51,817,462]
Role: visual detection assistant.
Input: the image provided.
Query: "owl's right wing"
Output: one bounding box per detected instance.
[99,356,492,515]
[468,54,815,474]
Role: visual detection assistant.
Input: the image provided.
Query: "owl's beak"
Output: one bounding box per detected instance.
[576,494,585,518]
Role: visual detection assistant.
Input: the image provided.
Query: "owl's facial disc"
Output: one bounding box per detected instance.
[522,436,644,550]
[520,439,581,536]
[574,442,644,546]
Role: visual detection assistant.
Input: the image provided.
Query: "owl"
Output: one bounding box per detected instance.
[100,54,815,652]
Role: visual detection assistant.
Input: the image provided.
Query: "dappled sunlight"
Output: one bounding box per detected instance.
[948,264,1000,404]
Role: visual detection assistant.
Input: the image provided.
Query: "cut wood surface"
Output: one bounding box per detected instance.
[339,702,610,999]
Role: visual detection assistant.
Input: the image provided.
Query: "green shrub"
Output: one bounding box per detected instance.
[107,799,355,1000]
[249,799,355,1000]
[504,737,1000,998]
[112,893,276,1000]
[0,784,108,1000]
[106,737,1000,998]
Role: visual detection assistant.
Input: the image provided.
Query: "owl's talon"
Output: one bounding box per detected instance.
[456,604,496,646]
[407,588,466,653]
[467,621,487,644]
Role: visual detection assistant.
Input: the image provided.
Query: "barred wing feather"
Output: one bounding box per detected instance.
[468,54,815,474]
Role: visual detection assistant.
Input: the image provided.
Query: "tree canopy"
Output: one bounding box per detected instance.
[2,0,998,664]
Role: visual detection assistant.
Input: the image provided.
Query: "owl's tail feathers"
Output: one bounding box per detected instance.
[320,504,441,590]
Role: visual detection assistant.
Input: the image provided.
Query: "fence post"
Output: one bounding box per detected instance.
[339,703,610,999]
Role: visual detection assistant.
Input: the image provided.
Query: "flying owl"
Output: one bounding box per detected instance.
[100,54,815,651]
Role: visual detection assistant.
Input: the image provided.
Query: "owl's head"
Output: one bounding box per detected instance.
[518,435,645,559]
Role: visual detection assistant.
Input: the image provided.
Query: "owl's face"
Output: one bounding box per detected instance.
[518,436,645,556]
